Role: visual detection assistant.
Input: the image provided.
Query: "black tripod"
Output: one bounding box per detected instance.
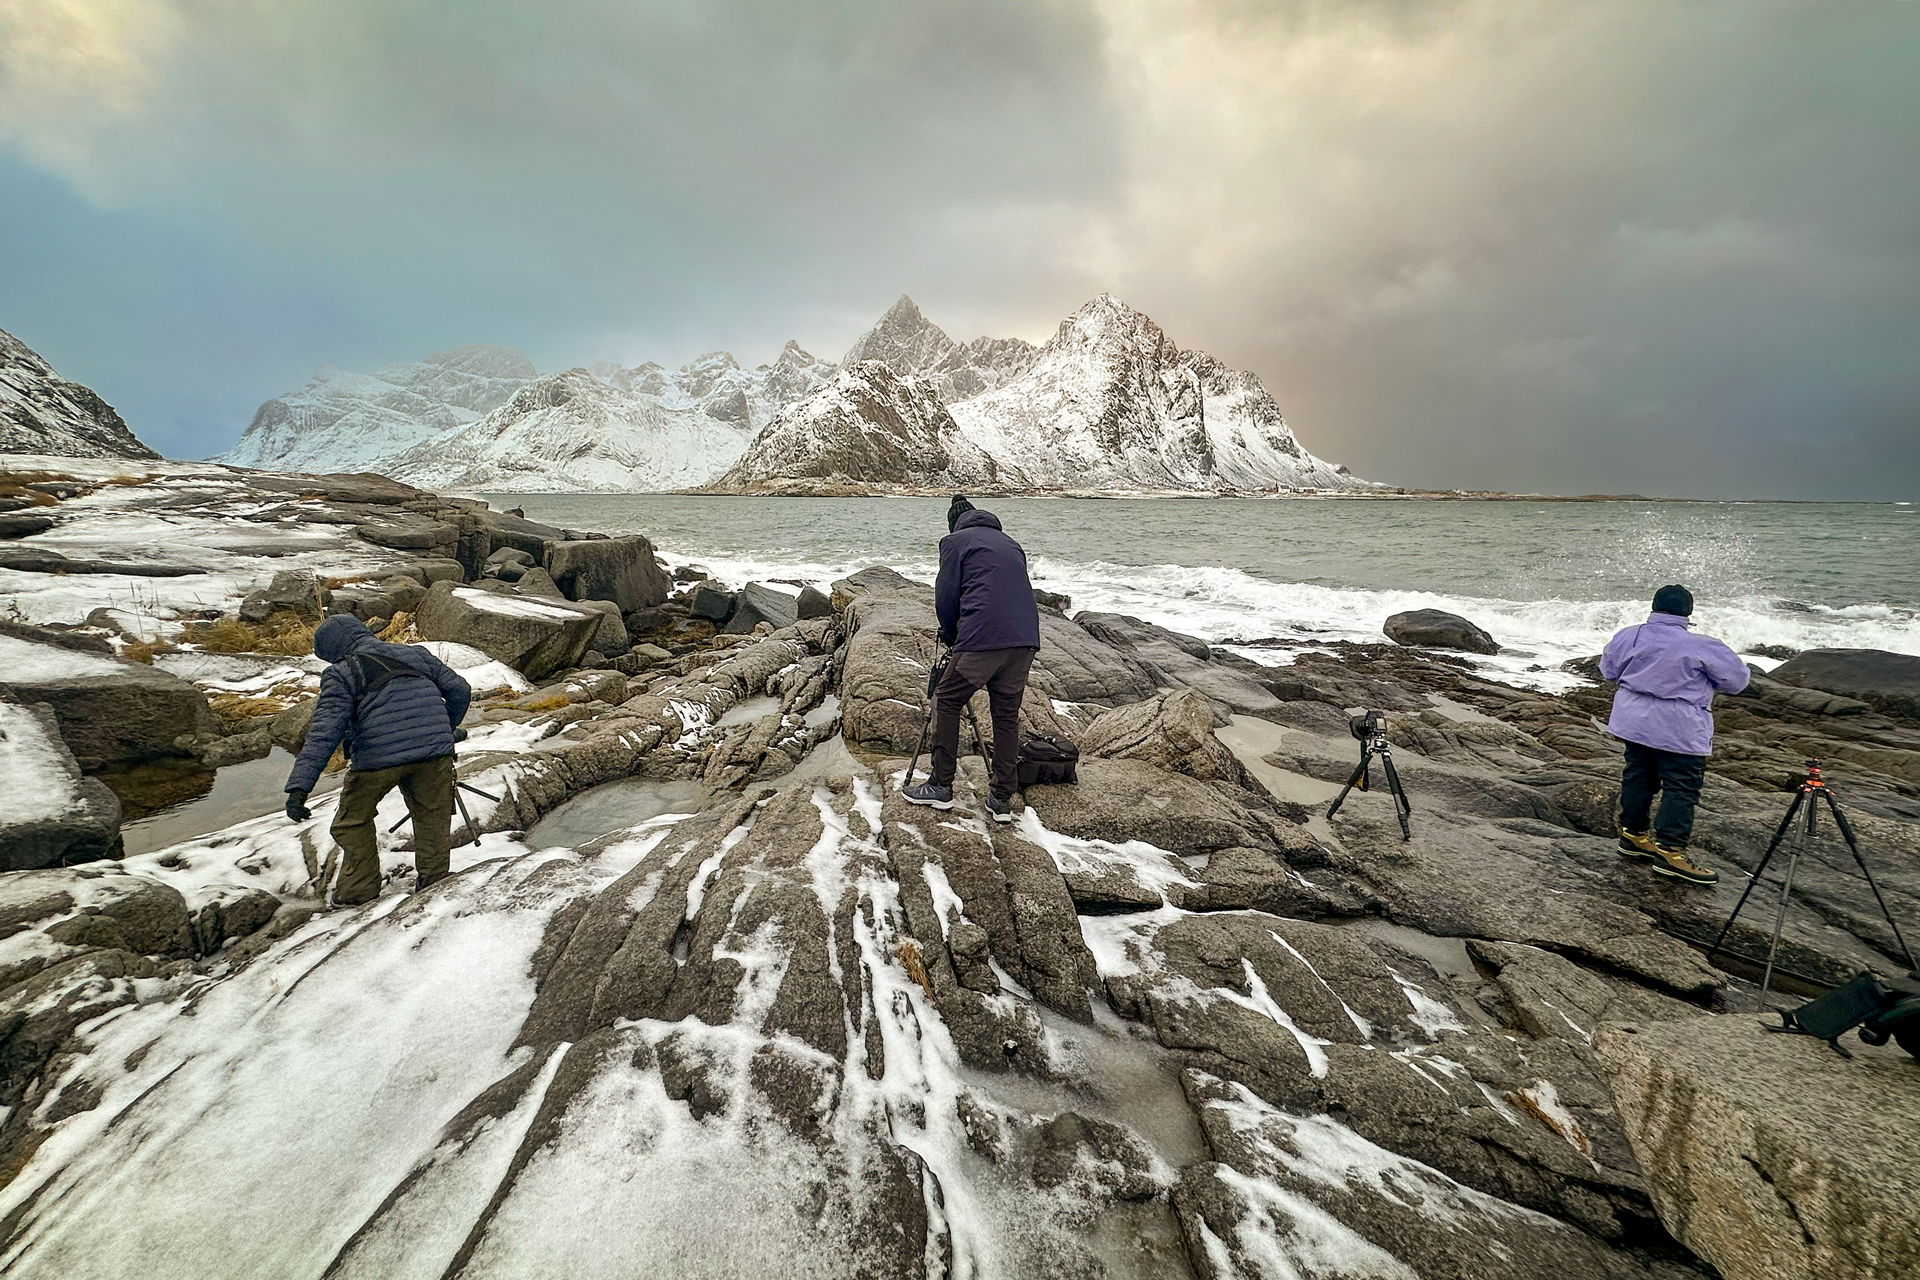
[1327,713,1412,841]
[901,644,951,791]
[385,780,502,848]
[1707,760,1914,996]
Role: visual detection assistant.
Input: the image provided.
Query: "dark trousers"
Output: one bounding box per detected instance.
[929,647,1035,798]
[330,753,456,903]
[1619,740,1706,847]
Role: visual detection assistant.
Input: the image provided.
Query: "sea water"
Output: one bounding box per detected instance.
[487,495,1920,690]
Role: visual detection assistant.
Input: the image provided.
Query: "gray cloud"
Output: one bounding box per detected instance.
[1,0,1915,497]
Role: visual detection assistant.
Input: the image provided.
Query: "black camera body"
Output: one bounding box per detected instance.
[1349,710,1385,742]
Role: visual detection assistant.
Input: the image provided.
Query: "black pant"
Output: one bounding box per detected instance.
[1619,740,1706,846]
[929,647,1035,798]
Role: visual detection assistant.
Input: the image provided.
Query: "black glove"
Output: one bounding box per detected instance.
[285,790,312,822]
[937,629,955,647]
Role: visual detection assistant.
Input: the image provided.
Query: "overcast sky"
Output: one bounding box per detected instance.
[3,1,1915,499]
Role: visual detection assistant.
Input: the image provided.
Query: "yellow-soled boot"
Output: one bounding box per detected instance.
[1652,840,1719,885]
[1618,827,1660,860]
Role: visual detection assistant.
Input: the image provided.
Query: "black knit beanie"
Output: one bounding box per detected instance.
[947,494,974,532]
[1652,584,1694,617]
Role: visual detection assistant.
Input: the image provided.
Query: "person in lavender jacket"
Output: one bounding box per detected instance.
[1600,584,1751,885]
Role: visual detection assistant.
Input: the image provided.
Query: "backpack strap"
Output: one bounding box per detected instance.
[346,651,434,711]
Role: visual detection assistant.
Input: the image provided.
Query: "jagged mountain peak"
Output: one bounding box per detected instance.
[842,295,955,372]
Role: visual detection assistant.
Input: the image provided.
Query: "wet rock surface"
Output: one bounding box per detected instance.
[0,480,1915,1278]
[1595,1014,1920,1280]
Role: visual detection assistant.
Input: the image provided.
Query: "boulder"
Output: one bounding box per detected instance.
[1770,648,1920,721]
[238,569,328,623]
[1595,1014,1920,1280]
[574,599,630,655]
[1384,608,1500,654]
[1033,588,1071,612]
[795,585,833,621]
[0,702,123,868]
[269,698,316,753]
[0,627,219,769]
[1080,688,1240,782]
[0,514,56,538]
[512,566,566,600]
[355,513,458,556]
[414,580,602,682]
[724,583,799,634]
[544,535,672,612]
[689,583,735,622]
[1074,611,1283,716]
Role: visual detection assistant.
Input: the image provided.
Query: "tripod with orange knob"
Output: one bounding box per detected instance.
[1707,759,1914,997]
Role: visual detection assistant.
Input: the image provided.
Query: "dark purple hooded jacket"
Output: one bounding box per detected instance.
[936,510,1041,653]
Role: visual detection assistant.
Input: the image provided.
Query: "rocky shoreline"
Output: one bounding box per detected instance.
[0,456,1916,1278]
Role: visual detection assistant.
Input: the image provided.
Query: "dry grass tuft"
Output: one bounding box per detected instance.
[378,611,421,643]
[191,612,316,656]
[322,574,377,590]
[893,939,935,1000]
[120,639,177,665]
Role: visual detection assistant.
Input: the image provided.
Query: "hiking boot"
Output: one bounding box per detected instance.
[903,780,955,810]
[414,870,447,894]
[986,794,1014,825]
[1651,841,1718,885]
[1618,827,1660,859]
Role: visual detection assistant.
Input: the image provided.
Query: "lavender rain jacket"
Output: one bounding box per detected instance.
[1600,612,1751,756]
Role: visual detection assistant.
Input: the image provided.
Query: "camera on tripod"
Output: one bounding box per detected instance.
[1328,708,1412,840]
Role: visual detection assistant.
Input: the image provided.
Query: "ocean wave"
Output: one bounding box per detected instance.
[659,547,1920,691]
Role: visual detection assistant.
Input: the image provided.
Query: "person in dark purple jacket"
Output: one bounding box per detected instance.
[904,496,1042,823]
[1600,584,1750,885]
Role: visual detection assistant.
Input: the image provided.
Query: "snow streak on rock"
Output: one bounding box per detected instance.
[0,329,159,460]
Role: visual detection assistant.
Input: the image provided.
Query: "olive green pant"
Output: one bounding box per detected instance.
[330,753,456,904]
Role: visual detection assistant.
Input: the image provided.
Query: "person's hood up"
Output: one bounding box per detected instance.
[313,614,376,663]
[953,509,1002,534]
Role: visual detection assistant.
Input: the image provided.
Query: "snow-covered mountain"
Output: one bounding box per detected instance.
[210,295,1360,493]
[725,295,1360,493]
[842,295,1039,403]
[947,295,1358,491]
[714,362,1003,491]
[216,345,535,473]
[1,329,159,460]
[383,343,838,492]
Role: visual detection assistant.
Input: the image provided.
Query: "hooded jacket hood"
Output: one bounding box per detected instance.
[953,509,1003,534]
[313,614,376,663]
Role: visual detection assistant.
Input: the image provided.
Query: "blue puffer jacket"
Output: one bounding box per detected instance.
[285,616,473,795]
[935,509,1041,652]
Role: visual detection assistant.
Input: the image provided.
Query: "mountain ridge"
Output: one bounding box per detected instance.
[1,329,160,461]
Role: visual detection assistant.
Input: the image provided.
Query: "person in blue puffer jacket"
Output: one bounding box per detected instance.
[285,614,473,904]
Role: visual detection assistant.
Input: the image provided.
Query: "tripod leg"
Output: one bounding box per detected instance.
[1380,749,1412,841]
[1821,789,1916,969]
[1707,790,1805,964]
[452,784,478,850]
[1326,750,1372,819]
[1761,796,1815,997]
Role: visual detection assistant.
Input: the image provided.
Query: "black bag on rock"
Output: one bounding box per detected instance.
[1771,968,1920,1059]
[1016,734,1079,788]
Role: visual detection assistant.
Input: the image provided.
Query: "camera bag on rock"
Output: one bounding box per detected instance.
[1016,734,1079,788]
[1773,968,1920,1059]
